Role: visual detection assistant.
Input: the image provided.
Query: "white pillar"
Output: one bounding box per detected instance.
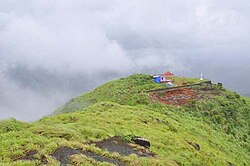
[200,73,204,80]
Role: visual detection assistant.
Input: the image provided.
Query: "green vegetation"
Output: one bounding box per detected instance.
[0,74,249,165]
[172,76,206,86]
[56,74,167,114]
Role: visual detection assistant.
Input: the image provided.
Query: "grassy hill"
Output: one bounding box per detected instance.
[0,74,249,165]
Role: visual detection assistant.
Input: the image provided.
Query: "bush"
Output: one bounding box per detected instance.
[0,118,28,133]
[217,83,223,88]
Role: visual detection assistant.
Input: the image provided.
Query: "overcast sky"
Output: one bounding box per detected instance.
[0,0,250,121]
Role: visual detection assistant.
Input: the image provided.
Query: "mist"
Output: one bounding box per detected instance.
[0,0,250,121]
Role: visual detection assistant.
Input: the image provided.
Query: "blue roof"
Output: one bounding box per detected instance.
[154,77,161,83]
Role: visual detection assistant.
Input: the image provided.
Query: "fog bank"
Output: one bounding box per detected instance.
[0,0,250,121]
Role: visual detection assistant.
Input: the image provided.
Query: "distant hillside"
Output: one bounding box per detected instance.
[0,74,249,165]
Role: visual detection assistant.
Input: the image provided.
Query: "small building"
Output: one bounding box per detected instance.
[153,76,162,83]
[161,71,174,83]
[153,71,175,83]
[162,71,174,78]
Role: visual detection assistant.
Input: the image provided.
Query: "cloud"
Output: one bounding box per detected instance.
[0,71,69,121]
[0,0,250,120]
[0,6,131,73]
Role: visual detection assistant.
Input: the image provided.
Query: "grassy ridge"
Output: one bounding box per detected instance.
[57,74,204,113]
[1,102,249,165]
[0,74,249,165]
[56,74,166,114]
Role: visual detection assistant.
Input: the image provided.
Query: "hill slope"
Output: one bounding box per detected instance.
[0,74,249,165]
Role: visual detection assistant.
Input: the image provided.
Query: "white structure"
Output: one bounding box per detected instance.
[200,73,204,80]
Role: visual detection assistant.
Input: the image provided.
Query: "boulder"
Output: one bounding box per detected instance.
[132,137,150,148]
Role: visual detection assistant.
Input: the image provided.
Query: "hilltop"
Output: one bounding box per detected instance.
[0,74,249,165]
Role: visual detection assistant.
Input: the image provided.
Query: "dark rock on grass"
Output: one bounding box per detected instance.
[83,151,125,166]
[186,140,201,151]
[52,146,125,166]
[13,150,48,165]
[192,143,200,151]
[41,155,48,165]
[52,146,82,165]
[94,136,154,157]
[132,136,150,148]
[227,161,235,166]
[13,150,38,161]
[94,136,136,156]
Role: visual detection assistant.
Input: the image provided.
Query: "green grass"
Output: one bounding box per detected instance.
[56,74,204,114]
[172,76,206,86]
[55,74,167,114]
[0,74,249,165]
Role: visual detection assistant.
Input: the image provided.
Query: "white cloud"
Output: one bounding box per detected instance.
[0,0,250,120]
[0,5,131,74]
